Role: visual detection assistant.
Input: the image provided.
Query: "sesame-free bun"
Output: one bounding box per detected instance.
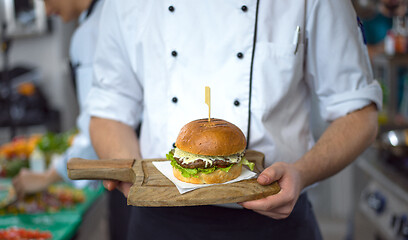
[172,162,242,184]
[175,118,246,156]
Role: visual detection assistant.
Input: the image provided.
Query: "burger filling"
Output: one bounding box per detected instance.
[166,148,254,178]
[173,148,243,168]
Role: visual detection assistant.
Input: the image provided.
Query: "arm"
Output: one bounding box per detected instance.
[240,103,378,219]
[90,117,141,197]
[87,1,143,197]
[295,103,377,188]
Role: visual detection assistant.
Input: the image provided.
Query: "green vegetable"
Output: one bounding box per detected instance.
[5,158,29,177]
[241,157,255,171]
[37,130,76,155]
[166,150,236,178]
[219,164,233,172]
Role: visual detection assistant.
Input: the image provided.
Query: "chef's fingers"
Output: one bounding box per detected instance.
[117,182,132,198]
[240,162,300,213]
[252,208,293,220]
[239,189,288,211]
[257,162,286,185]
[103,180,119,191]
[12,176,25,200]
[102,181,131,198]
[239,190,298,220]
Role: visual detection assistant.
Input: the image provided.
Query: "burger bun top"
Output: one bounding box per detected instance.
[175,118,246,156]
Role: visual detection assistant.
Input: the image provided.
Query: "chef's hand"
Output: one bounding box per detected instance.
[239,162,303,219]
[12,168,61,199]
[103,180,132,198]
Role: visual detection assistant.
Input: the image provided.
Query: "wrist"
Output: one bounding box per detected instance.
[292,161,310,191]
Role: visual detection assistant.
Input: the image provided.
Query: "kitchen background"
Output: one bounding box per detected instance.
[0,0,407,239]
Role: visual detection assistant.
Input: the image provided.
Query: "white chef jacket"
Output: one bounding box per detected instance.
[88,0,382,167]
[54,0,103,187]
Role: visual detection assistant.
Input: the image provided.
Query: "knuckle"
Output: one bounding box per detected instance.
[274,161,287,168]
[263,167,275,175]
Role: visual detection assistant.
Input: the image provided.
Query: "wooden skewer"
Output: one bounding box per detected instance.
[205,86,211,122]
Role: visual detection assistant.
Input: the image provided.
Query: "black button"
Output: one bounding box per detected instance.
[168,6,175,12]
[173,142,176,148]
[172,97,178,103]
[234,100,240,106]
[237,52,244,59]
[171,50,178,57]
[241,5,248,12]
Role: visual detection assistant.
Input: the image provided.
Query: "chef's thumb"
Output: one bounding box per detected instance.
[257,163,284,185]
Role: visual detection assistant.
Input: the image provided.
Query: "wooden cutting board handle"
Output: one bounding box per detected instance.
[67,158,136,183]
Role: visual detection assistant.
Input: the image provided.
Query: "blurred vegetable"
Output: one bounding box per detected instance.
[0,227,52,239]
[0,135,41,178]
[36,130,77,168]
[3,158,29,178]
[0,135,41,160]
[36,131,73,155]
[0,184,85,215]
[0,130,76,178]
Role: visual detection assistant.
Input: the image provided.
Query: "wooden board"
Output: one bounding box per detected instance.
[68,150,281,207]
[127,160,280,207]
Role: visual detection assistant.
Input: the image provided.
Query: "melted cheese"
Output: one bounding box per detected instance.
[174,148,243,168]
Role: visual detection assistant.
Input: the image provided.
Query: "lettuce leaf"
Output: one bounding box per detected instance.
[166,150,235,178]
[241,157,255,171]
[218,164,233,172]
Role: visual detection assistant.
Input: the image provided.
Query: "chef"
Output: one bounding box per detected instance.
[13,0,132,239]
[13,0,102,195]
[87,1,382,239]
[12,0,133,238]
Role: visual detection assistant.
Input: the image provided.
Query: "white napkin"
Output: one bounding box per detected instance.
[152,161,257,194]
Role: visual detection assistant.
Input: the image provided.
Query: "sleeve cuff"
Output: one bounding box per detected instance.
[86,87,143,128]
[53,153,81,185]
[53,153,70,183]
[320,81,383,121]
[54,151,95,188]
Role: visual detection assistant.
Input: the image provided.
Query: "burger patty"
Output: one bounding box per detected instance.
[174,157,235,169]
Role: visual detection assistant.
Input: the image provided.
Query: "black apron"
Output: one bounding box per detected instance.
[126,193,322,240]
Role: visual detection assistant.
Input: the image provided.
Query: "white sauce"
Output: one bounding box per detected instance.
[174,148,243,168]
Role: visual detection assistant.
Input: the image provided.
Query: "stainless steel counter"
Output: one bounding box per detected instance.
[354,148,408,240]
[357,149,408,203]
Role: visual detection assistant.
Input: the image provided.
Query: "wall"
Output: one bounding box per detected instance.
[0,17,78,132]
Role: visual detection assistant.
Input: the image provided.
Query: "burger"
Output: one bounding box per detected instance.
[166,118,254,184]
